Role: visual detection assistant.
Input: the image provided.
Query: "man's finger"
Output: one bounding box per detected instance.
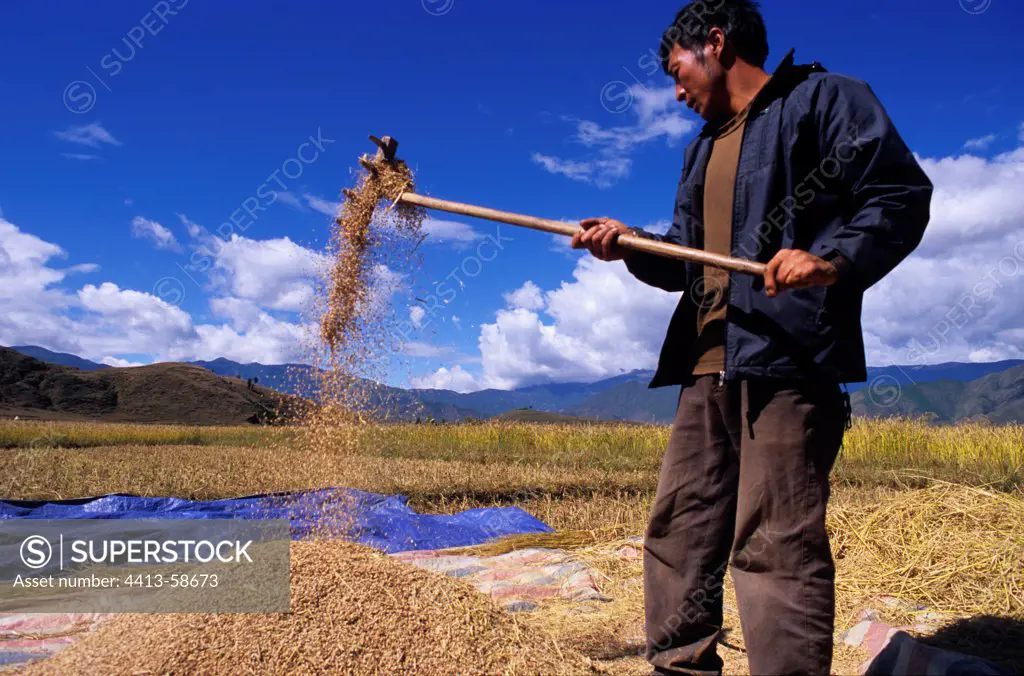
[764,255,782,297]
[776,257,798,286]
[600,226,619,257]
[593,225,610,258]
[579,218,605,230]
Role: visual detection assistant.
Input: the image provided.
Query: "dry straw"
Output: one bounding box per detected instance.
[830,481,1024,619]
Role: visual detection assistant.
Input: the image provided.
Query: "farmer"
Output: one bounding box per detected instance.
[572,1,933,674]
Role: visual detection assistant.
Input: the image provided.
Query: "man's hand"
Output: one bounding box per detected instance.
[572,218,633,261]
[763,249,839,298]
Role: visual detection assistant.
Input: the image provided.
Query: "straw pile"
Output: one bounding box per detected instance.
[26,541,590,675]
[456,482,1024,672]
[830,482,1024,620]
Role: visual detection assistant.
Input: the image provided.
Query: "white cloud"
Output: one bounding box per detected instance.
[503,281,545,310]
[1019,122,1024,144]
[209,296,264,332]
[632,85,678,121]
[963,134,996,152]
[910,150,1024,256]
[101,356,148,367]
[274,191,305,210]
[647,219,673,235]
[861,252,1024,366]
[531,153,632,190]
[275,192,342,218]
[402,342,454,358]
[53,122,121,148]
[206,235,329,313]
[860,142,1024,366]
[410,306,426,328]
[303,193,341,217]
[575,116,691,154]
[0,218,81,317]
[78,282,193,337]
[131,217,182,252]
[410,365,479,393]
[184,316,315,365]
[473,256,681,389]
[177,213,205,238]
[451,315,462,330]
[533,84,695,188]
[423,218,480,246]
[60,153,102,161]
[0,216,316,367]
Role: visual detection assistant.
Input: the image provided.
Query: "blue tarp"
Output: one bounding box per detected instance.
[0,489,553,554]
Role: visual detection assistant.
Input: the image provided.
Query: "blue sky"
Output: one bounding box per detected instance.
[2,0,1024,391]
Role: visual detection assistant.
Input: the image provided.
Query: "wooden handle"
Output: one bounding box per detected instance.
[398,192,766,277]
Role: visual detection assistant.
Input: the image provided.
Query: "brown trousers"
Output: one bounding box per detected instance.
[644,375,848,676]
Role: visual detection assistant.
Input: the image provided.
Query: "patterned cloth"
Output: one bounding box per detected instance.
[392,547,608,612]
[840,600,1008,675]
[0,613,111,670]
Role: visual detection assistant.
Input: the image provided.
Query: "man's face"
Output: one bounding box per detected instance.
[666,42,725,121]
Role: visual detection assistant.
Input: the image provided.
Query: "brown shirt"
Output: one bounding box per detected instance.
[692,101,754,376]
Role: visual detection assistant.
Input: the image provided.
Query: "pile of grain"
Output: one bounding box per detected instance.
[27,541,589,675]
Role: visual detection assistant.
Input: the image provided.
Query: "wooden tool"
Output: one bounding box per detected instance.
[367,134,766,277]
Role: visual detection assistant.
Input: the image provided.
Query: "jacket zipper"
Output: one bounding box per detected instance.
[722,118,756,386]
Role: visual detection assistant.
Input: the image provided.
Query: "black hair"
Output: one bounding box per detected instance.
[659,0,769,73]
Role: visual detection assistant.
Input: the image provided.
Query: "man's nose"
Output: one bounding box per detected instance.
[676,83,687,102]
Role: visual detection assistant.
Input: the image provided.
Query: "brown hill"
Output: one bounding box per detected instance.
[0,347,303,425]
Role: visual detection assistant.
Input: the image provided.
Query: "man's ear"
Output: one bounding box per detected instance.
[706,27,726,59]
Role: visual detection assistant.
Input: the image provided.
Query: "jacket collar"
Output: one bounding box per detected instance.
[698,49,825,138]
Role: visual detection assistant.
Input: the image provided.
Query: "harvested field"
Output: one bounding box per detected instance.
[23,541,589,676]
[3,418,1022,493]
[3,419,1023,672]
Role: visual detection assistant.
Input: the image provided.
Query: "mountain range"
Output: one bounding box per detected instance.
[6,345,1024,424]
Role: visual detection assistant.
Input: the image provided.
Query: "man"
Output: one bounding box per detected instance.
[572,1,933,674]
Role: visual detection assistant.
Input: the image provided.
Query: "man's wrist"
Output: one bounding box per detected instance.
[822,250,850,271]
[821,250,853,286]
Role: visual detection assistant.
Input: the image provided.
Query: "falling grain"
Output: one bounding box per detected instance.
[318,153,423,354]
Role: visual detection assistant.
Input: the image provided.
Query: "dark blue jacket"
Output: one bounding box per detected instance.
[625,50,933,389]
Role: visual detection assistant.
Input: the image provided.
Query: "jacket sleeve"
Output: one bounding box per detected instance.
[808,75,934,291]
[622,222,690,293]
[623,154,699,293]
